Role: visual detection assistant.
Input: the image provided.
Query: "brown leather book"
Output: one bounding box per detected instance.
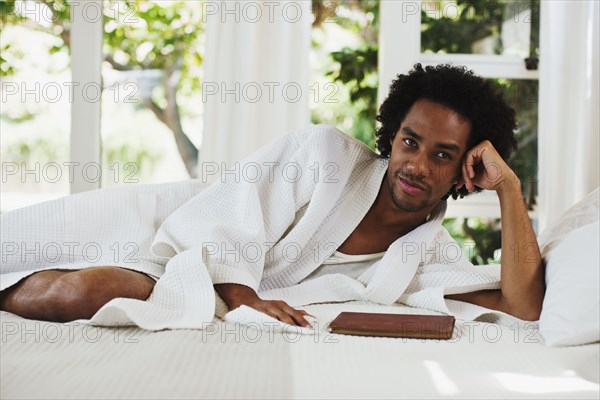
[328,311,455,340]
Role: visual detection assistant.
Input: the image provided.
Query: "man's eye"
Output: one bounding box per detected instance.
[436,152,451,160]
[403,138,416,147]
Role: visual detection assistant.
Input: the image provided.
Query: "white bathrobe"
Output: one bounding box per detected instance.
[1,125,510,330]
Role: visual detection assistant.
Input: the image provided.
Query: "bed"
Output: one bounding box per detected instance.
[1,181,599,399]
[1,299,599,399]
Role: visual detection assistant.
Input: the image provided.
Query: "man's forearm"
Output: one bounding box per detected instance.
[497,175,545,320]
[214,283,260,309]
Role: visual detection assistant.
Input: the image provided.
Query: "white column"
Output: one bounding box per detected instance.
[378,0,421,106]
[70,0,103,193]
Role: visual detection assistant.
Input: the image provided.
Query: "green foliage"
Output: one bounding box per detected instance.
[4,135,66,164]
[311,0,380,149]
[0,0,16,15]
[0,43,15,76]
[1,133,160,180]
[103,141,161,179]
[0,0,71,77]
[421,0,503,54]
[104,1,203,94]
[443,217,502,265]
[421,0,538,55]
[326,46,378,148]
[1,0,204,100]
[491,78,539,208]
[1,0,203,176]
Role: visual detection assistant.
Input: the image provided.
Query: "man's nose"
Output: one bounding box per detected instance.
[405,152,431,177]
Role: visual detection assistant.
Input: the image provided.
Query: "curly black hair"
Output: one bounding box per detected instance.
[375,63,518,200]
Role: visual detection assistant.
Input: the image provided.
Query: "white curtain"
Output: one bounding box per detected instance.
[538,0,600,231]
[199,1,312,182]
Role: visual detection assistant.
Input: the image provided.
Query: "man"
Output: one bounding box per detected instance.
[0,64,544,329]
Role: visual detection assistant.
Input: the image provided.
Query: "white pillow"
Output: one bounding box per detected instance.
[539,220,599,346]
[538,188,599,257]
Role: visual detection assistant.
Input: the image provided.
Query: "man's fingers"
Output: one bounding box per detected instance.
[461,162,472,192]
[269,307,297,326]
[466,149,479,180]
[296,309,317,327]
[270,301,304,326]
[464,145,487,191]
[298,309,316,318]
[252,304,290,324]
[251,300,314,327]
[462,141,510,192]
[280,303,312,327]
[290,311,312,328]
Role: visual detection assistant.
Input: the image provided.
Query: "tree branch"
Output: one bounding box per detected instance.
[11,19,54,36]
[105,55,133,71]
[141,98,168,126]
[163,57,199,177]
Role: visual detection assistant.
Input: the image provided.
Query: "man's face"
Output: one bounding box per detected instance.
[387,99,471,212]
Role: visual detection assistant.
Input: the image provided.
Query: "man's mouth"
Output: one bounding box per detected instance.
[397,176,427,194]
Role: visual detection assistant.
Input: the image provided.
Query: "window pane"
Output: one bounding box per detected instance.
[446,78,540,263]
[421,0,540,57]
[489,78,538,209]
[1,2,71,212]
[443,217,502,265]
[101,1,204,188]
[310,0,379,149]
[444,216,538,265]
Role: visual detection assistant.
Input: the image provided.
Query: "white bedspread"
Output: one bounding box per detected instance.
[2,301,598,399]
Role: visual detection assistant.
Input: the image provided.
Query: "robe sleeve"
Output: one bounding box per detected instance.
[399,226,510,322]
[150,126,324,291]
[403,227,501,298]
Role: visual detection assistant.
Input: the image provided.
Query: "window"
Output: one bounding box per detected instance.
[1,0,205,212]
[101,1,204,188]
[380,0,541,263]
[1,0,71,212]
[310,0,379,148]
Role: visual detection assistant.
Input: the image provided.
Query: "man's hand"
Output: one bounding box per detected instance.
[458,139,518,193]
[214,283,314,328]
[243,298,314,328]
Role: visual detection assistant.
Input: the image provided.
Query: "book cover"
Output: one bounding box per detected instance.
[328,311,455,340]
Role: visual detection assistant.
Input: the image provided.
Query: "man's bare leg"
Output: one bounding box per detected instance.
[0,267,156,322]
